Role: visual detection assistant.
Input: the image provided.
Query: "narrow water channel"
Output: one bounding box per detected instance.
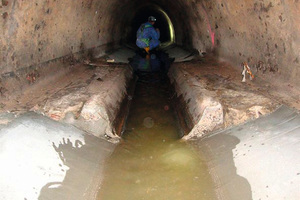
[97,53,216,200]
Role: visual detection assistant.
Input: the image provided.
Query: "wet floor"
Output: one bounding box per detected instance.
[97,59,216,199]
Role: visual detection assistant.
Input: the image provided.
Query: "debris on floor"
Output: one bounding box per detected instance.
[0,60,132,141]
[241,62,254,82]
[169,55,280,138]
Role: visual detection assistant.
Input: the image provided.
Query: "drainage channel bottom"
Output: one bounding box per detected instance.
[97,71,216,200]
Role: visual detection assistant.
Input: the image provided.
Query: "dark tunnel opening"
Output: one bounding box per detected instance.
[125,4,175,46]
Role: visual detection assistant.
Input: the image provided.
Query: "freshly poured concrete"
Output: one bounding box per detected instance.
[105,47,136,63]
[0,113,115,200]
[164,45,198,62]
[193,105,300,200]
[104,45,196,64]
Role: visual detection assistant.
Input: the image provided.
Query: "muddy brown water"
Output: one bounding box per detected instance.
[97,74,216,200]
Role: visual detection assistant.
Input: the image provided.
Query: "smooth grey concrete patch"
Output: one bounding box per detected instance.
[0,112,16,128]
[164,45,197,62]
[192,106,300,200]
[0,113,115,200]
[38,134,115,200]
[105,47,136,63]
[105,45,196,64]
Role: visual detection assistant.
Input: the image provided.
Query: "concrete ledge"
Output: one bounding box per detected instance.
[74,66,132,141]
[168,61,278,139]
[38,65,133,142]
[168,66,223,139]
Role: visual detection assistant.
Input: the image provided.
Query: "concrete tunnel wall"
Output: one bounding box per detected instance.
[1,0,299,86]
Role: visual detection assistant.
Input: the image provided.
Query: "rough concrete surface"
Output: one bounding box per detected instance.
[0,0,123,74]
[169,66,224,139]
[1,0,299,87]
[169,55,281,138]
[37,63,132,141]
[0,58,133,141]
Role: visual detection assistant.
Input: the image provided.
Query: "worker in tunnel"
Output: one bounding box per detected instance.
[136,16,160,54]
[131,15,174,81]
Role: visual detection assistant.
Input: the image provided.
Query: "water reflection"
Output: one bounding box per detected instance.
[129,50,173,82]
[97,52,216,200]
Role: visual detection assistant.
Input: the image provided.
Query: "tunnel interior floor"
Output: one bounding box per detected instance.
[0,51,299,127]
[0,57,130,125]
[0,50,299,199]
[104,44,196,64]
[97,74,217,200]
[101,44,300,112]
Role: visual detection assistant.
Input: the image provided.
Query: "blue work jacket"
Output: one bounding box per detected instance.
[136,22,160,50]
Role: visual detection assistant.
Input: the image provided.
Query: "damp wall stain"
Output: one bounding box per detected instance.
[0,0,122,74]
[186,0,300,86]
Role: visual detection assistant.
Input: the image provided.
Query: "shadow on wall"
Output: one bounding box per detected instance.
[193,134,253,200]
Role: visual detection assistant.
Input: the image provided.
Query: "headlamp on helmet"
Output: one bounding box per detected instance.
[148,16,156,22]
